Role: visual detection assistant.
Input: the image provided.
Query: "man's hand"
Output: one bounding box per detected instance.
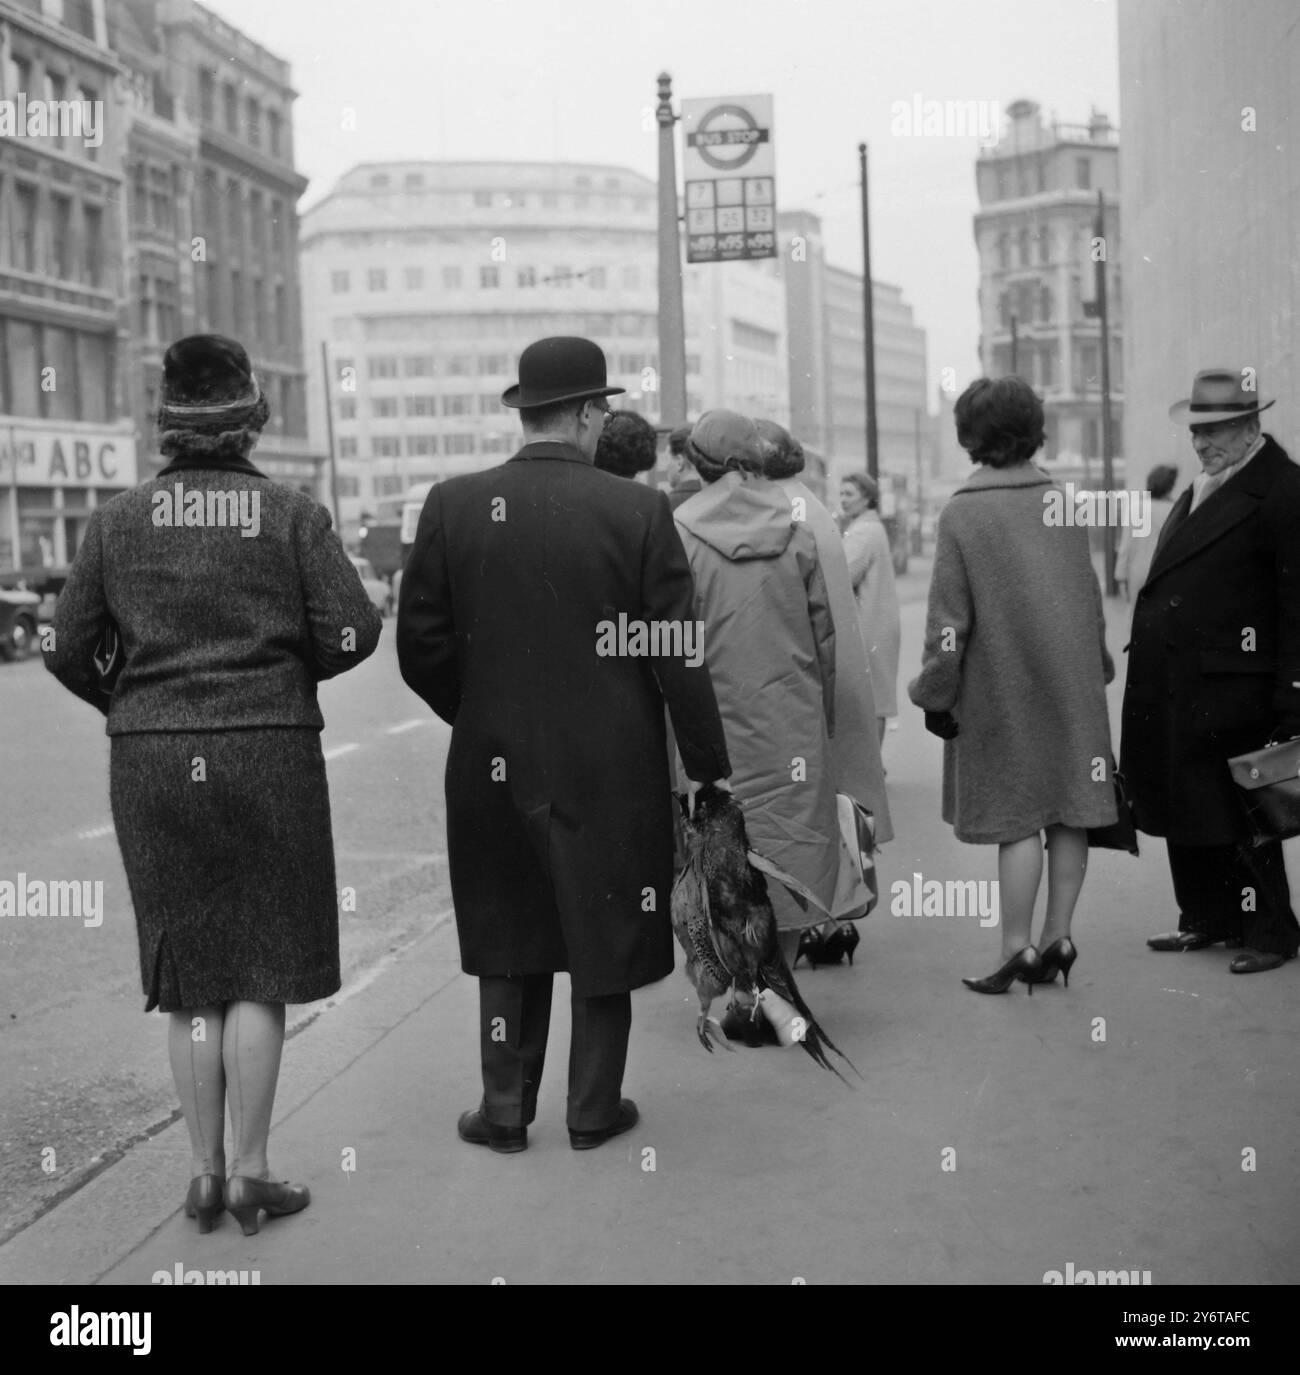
[924,710,960,740]
[686,776,732,817]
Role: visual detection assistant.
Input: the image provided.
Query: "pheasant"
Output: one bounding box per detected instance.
[670,783,860,1084]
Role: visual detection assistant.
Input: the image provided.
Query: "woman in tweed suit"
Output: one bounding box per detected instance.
[46,336,381,1235]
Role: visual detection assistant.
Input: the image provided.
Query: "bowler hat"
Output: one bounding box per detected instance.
[160,334,261,416]
[501,336,625,409]
[1169,367,1275,426]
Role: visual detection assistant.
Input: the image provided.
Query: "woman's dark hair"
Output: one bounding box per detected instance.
[953,376,1046,468]
[594,410,658,478]
[755,419,805,480]
[684,436,764,484]
[1147,463,1179,500]
[842,471,879,510]
[156,394,271,460]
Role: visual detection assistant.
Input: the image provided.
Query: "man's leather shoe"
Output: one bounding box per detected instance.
[1147,931,1243,952]
[457,1109,527,1153]
[568,1098,638,1151]
[1229,950,1294,974]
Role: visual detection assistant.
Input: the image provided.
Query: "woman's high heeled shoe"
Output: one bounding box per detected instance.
[1034,937,1079,987]
[183,1173,223,1234]
[962,946,1041,995]
[225,1175,311,1237]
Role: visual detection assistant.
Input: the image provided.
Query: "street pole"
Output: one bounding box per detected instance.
[1010,313,1018,374]
[319,340,341,529]
[858,142,878,482]
[656,73,688,429]
[6,424,20,578]
[1095,188,1117,596]
[913,408,923,554]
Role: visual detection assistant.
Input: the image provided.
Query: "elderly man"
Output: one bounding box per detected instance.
[1121,368,1300,973]
[398,337,731,1150]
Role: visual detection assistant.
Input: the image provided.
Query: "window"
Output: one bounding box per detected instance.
[78,331,109,422]
[157,277,178,342]
[480,266,500,289]
[996,234,1009,270]
[478,354,509,375]
[621,265,640,290]
[405,396,437,416]
[444,434,476,455]
[1076,158,1091,190]
[368,356,399,379]
[138,274,154,340]
[338,398,356,420]
[150,167,173,233]
[1036,158,1046,193]
[83,205,103,286]
[246,98,261,147]
[443,394,474,415]
[442,266,462,289]
[227,179,242,242]
[230,269,243,333]
[1038,341,1057,388]
[575,175,591,189]
[332,269,350,293]
[274,285,286,346]
[51,196,73,278]
[370,173,390,189]
[588,266,607,289]
[270,200,284,254]
[199,69,215,121]
[1037,230,1050,265]
[63,0,96,39]
[604,177,620,191]
[373,473,406,496]
[13,182,37,271]
[405,265,424,289]
[1039,286,1052,321]
[405,172,424,189]
[337,476,360,498]
[1082,417,1100,457]
[541,192,559,209]
[372,398,399,418]
[267,109,282,158]
[445,355,472,376]
[473,191,492,207]
[1018,229,1031,267]
[46,72,66,148]
[223,83,238,134]
[553,266,573,288]
[404,356,436,377]
[407,435,438,456]
[481,433,512,455]
[368,268,387,291]
[516,266,536,288]
[575,195,590,210]
[478,393,500,414]
[372,437,403,458]
[339,438,358,458]
[248,190,263,251]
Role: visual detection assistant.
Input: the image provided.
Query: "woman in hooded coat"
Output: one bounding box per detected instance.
[673,410,839,1030]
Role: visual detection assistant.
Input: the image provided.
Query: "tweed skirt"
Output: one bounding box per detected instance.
[109,728,341,1012]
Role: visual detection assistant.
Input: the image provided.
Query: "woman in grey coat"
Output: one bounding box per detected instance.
[674,410,839,1037]
[45,336,381,1235]
[839,473,901,748]
[909,377,1116,994]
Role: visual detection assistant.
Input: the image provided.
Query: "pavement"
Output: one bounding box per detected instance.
[2,575,1298,1285]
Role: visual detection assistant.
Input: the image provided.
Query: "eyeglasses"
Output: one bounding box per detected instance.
[588,401,615,427]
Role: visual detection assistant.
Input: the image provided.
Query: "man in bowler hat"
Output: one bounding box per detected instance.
[398,337,732,1150]
[1121,368,1300,972]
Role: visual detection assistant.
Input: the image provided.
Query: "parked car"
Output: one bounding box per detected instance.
[349,555,392,617]
[0,588,41,661]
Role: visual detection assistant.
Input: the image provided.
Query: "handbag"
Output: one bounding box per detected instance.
[92,619,124,698]
[830,793,878,920]
[1227,737,1300,845]
[1087,762,1139,855]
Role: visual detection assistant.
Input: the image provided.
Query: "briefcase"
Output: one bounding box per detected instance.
[1227,738,1300,845]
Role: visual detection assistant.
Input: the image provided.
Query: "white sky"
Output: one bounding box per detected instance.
[207,0,1120,403]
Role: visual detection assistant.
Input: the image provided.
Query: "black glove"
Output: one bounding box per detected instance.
[924,710,960,740]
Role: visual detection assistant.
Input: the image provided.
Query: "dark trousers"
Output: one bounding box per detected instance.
[478,974,631,1132]
[1168,840,1300,956]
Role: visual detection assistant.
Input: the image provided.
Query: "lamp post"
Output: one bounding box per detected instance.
[1095,188,1117,596]
[319,340,341,529]
[858,142,878,482]
[656,73,688,429]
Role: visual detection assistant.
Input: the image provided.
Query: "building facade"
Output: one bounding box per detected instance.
[108,0,316,491]
[973,98,1124,483]
[0,0,136,577]
[778,208,929,499]
[301,159,791,542]
[1118,0,1298,481]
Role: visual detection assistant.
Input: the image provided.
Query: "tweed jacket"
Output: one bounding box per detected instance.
[45,457,381,732]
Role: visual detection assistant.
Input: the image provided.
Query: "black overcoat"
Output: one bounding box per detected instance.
[396,442,731,996]
[1120,435,1300,844]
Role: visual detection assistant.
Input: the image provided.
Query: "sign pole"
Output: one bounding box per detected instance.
[1095,188,1117,596]
[320,340,341,529]
[656,73,688,430]
[859,142,878,483]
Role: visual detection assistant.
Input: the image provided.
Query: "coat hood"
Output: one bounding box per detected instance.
[674,473,796,561]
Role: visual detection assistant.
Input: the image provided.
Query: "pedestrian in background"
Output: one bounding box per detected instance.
[909,376,1116,994]
[675,410,839,1035]
[1116,463,1178,602]
[595,409,659,480]
[1122,369,1300,973]
[398,337,731,1152]
[667,424,702,510]
[755,419,893,852]
[45,335,381,1235]
[839,473,901,751]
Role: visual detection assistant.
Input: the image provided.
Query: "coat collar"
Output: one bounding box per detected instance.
[952,461,1053,495]
[507,440,593,466]
[1145,434,1290,588]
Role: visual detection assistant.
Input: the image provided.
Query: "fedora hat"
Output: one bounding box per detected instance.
[160,334,261,417]
[501,336,625,409]
[1169,368,1275,425]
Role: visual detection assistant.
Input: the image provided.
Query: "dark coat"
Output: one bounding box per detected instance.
[1120,435,1300,844]
[909,463,1116,844]
[396,441,731,997]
